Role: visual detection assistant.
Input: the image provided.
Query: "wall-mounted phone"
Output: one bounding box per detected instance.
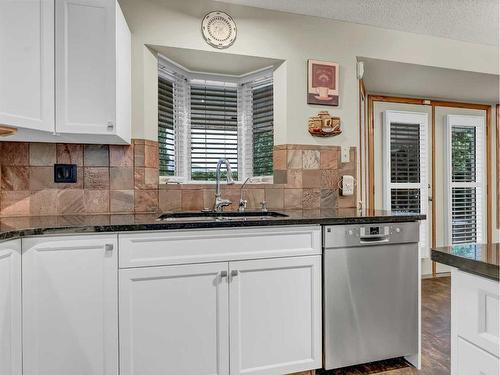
[340,175,355,196]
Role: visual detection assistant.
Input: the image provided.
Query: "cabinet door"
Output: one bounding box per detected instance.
[229,256,322,375]
[0,240,21,375]
[120,263,229,375]
[457,337,499,374]
[22,235,118,375]
[0,0,54,132]
[55,0,116,134]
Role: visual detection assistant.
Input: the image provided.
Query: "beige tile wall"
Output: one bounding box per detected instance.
[0,141,356,217]
[160,144,357,212]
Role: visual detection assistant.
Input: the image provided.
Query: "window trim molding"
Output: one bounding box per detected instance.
[445,114,485,245]
[382,110,429,256]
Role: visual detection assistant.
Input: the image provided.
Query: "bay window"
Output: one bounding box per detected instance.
[158,58,274,182]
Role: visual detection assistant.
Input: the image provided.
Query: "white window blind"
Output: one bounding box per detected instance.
[158,75,175,176]
[190,80,238,181]
[383,111,428,256]
[446,115,484,244]
[252,76,274,176]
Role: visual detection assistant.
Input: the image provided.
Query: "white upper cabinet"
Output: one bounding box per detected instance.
[0,240,22,375]
[55,0,130,142]
[0,0,130,144]
[0,0,54,132]
[22,235,119,375]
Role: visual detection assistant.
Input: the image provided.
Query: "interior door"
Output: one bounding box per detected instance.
[119,262,229,375]
[55,0,116,134]
[229,256,322,375]
[0,0,54,132]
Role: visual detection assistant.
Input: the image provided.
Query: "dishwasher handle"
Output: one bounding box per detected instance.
[359,235,390,244]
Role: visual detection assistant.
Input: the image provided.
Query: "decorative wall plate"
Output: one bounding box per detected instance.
[201,11,237,49]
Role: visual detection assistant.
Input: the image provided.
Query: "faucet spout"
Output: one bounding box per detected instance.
[214,158,234,212]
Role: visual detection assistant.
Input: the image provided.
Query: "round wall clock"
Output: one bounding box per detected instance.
[201,11,237,49]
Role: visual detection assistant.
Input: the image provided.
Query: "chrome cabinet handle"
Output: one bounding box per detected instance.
[231,270,239,277]
[104,244,114,251]
[220,271,228,278]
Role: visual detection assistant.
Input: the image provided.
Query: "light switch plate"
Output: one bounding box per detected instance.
[341,146,350,163]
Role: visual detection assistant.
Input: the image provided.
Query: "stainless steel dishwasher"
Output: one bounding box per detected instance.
[323,221,419,370]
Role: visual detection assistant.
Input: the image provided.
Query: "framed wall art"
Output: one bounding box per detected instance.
[307,59,339,106]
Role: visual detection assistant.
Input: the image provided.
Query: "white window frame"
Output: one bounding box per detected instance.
[382,110,429,257]
[157,56,274,184]
[445,115,485,245]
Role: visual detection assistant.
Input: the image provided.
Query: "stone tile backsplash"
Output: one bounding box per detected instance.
[0,141,357,217]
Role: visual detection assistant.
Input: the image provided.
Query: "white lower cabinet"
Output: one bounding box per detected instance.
[119,262,230,375]
[118,226,322,375]
[13,226,321,375]
[0,240,22,375]
[451,268,500,374]
[22,235,119,375]
[230,256,322,375]
[457,338,499,375]
[119,256,321,375]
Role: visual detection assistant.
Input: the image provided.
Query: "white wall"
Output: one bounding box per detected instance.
[119,0,499,146]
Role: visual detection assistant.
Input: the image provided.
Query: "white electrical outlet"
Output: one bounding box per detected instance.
[341,175,355,196]
[341,146,350,163]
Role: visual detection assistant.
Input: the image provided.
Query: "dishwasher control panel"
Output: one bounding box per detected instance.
[323,222,419,248]
[359,225,390,238]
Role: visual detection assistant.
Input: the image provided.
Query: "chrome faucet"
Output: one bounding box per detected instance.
[214,158,235,212]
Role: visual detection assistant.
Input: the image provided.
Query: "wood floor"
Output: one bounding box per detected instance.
[316,276,451,375]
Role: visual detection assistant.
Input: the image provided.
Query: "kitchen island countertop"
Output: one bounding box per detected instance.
[431,243,500,281]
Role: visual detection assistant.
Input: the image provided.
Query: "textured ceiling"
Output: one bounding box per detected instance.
[221,0,499,46]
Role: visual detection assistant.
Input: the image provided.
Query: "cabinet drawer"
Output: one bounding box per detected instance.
[119,226,321,268]
[457,337,499,374]
[453,269,500,357]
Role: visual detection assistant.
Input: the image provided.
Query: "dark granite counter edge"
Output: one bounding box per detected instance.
[431,249,500,282]
[0,214,425,242]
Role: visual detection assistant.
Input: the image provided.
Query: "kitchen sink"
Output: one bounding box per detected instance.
[157,211,289,221]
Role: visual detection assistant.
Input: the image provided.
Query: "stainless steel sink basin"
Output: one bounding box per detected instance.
[157,211,289,221]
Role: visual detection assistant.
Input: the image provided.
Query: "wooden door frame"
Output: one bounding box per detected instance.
[364,95,494,263]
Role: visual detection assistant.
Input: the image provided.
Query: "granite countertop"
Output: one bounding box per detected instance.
[0,209,425,242]
[431,243,500,281]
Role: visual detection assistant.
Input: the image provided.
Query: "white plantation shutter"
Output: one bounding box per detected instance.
[251,75,274,176]
[158,75,175,176]
[383,111,429,256]
[158,61,190,180]
[446,115,484,244]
